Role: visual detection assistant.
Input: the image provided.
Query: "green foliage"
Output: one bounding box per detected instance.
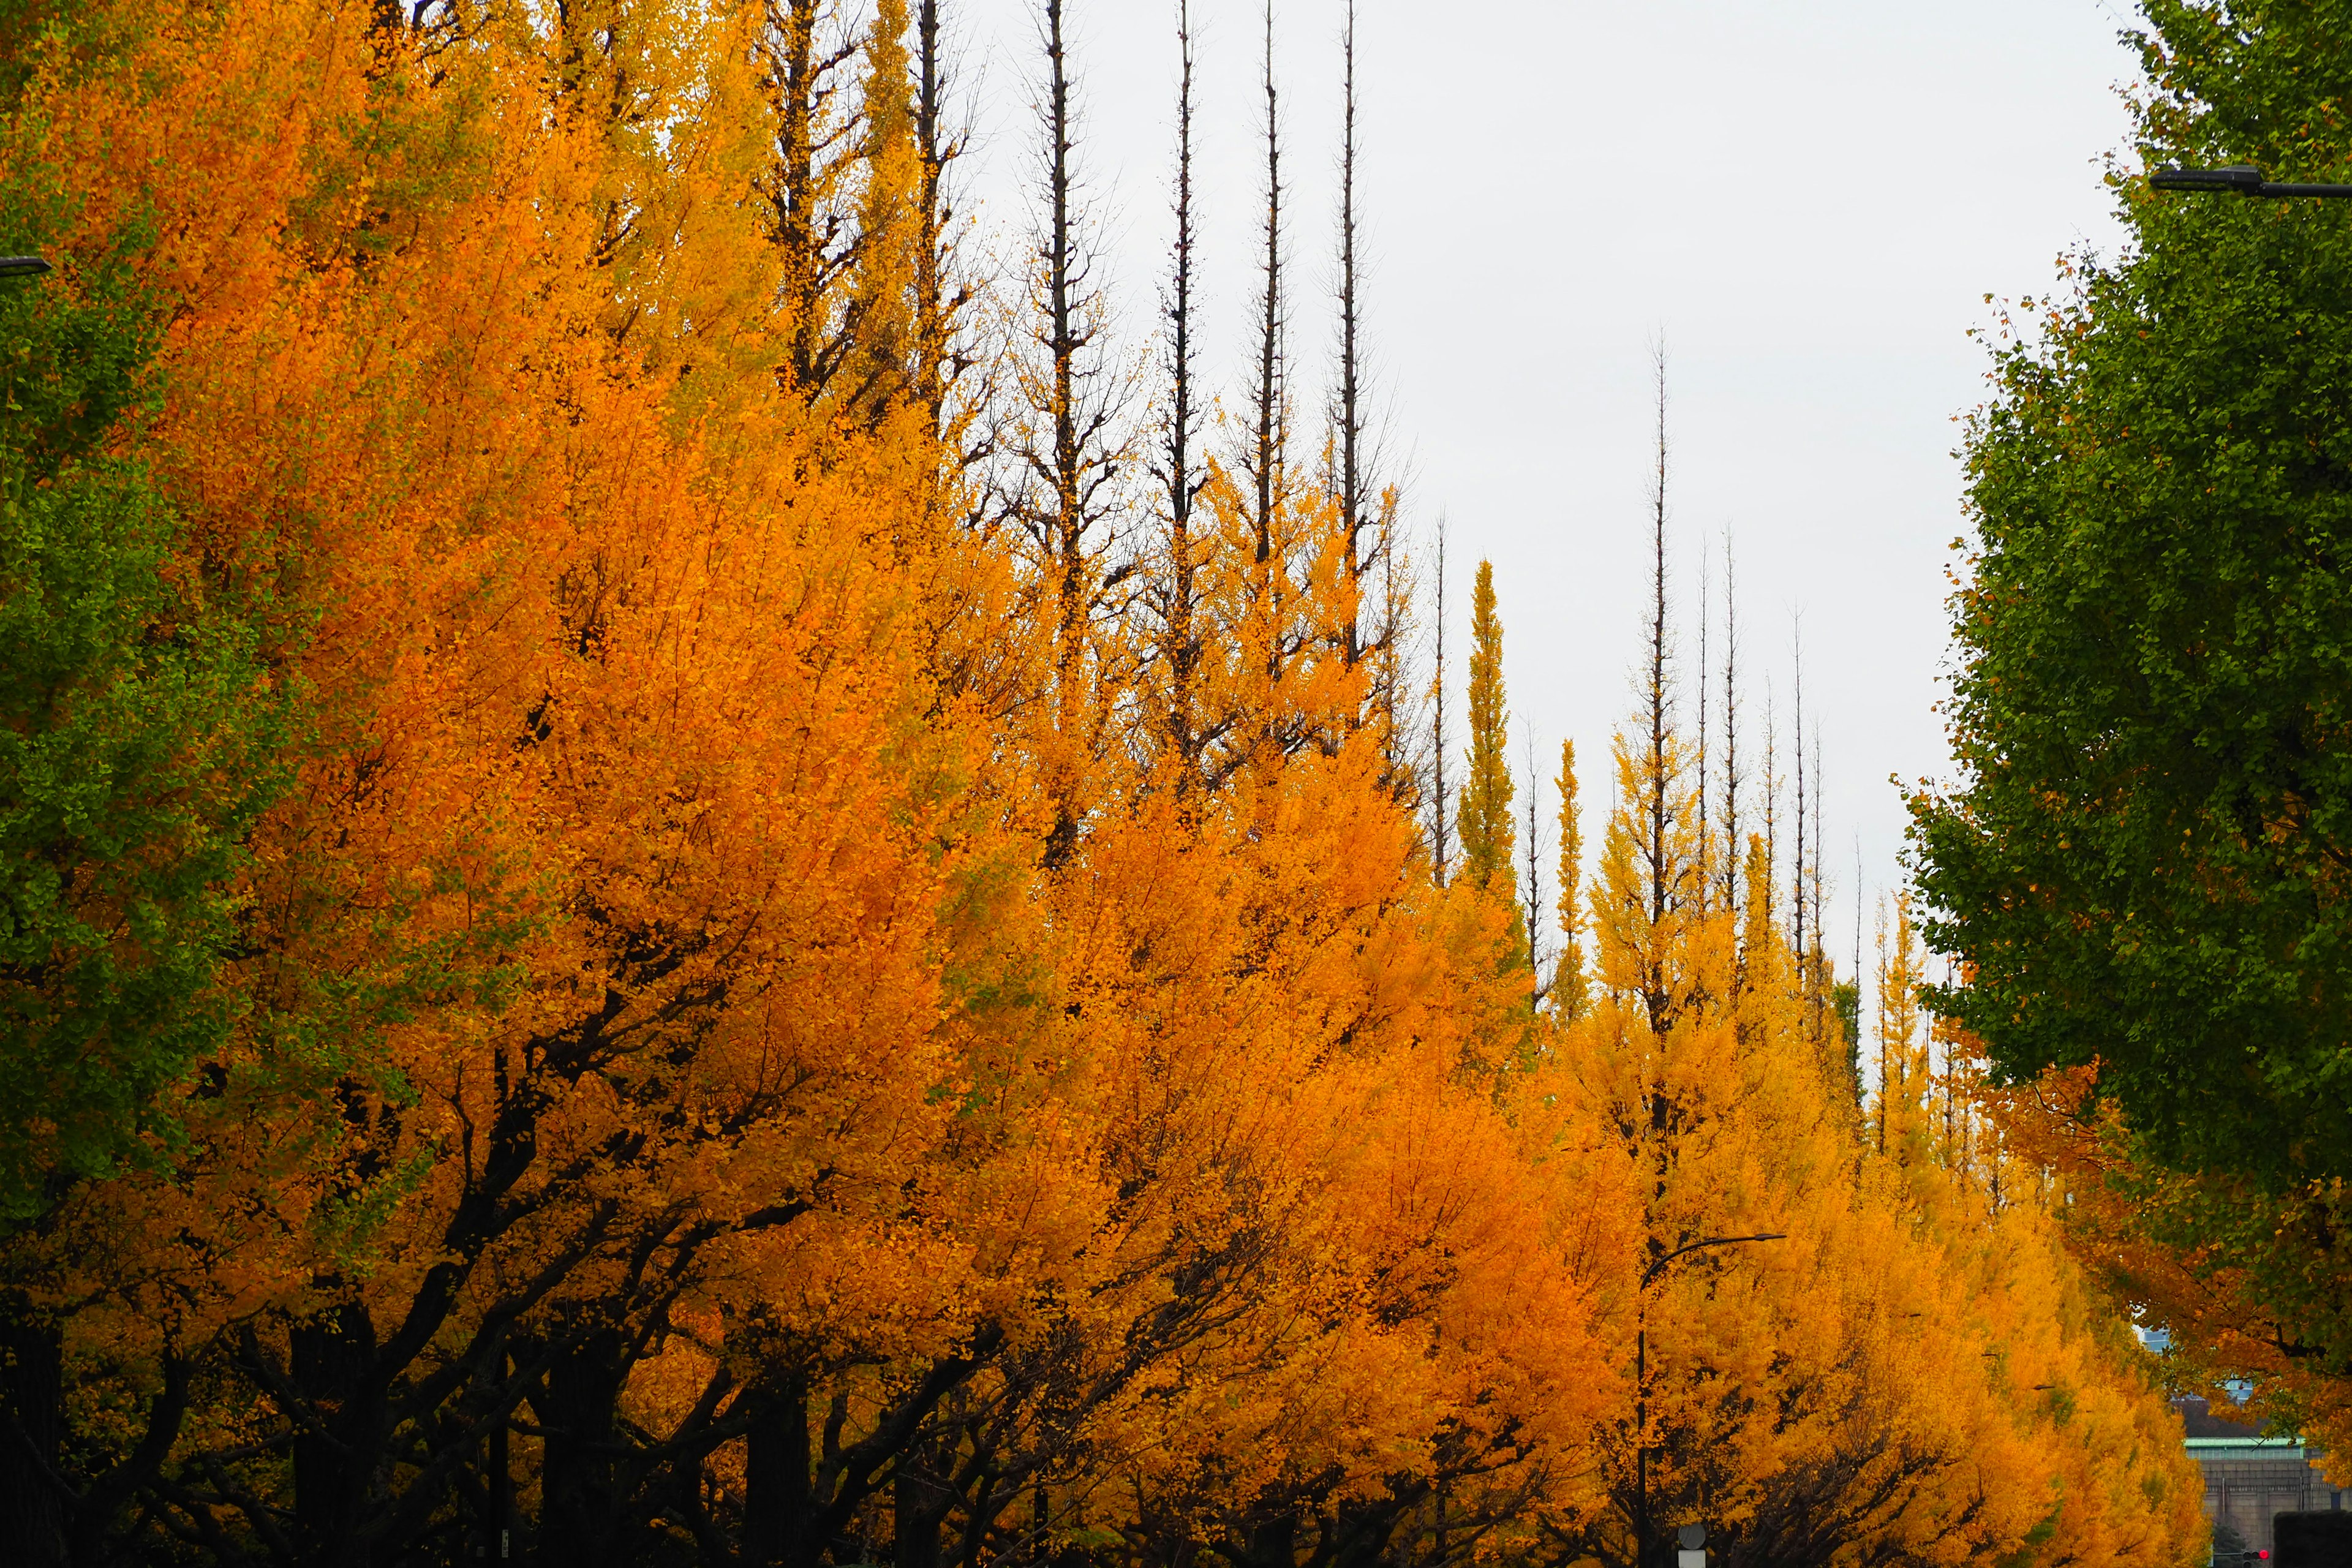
[1915,0,2352,1185]
[0,187,284,1225]
[2134,0,2352,174]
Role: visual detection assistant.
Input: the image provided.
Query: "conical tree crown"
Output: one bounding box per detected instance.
[1458,558,1515,899]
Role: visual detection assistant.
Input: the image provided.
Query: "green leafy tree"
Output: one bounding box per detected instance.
[0,192,285,1226]
[0,66,289,1556]
[1915,0,2352,1186]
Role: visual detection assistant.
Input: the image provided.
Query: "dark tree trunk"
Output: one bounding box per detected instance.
[1243,1513,1297,1568]
[292,1301,378,1567]
[744,1370,812,1568]
[534,1330,627,1568]
[478,1355,513,1564]
[0,1306,65,1568]
[894,1439,947,1568]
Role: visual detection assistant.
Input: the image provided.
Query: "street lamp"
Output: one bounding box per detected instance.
[0,255,49,277]
[1634,1233,1785,1568]
[2152,164,2352,199]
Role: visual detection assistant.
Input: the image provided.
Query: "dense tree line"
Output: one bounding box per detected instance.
[1915,0,2352,1477]
[0,2,2198,1566]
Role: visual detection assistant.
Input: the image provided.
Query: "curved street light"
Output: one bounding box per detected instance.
[0,255,50,277]
[1634,1233,1786,1568]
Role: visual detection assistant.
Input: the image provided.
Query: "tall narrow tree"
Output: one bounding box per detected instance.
[1373,484,1412,790]
[1760,681,1779,933]
[1429,514,1452,884]
[1695,542,1709,890]
[1555,737,1588,1020]
[912,0,979,448]
[1523,723,1547,1005]
[846,0,920,426]
[1853,837,1864,1014]
[1792,620,1807,978]
[1243,0,1289,564]
[1331,0,1377,679]
[1014,0,1131,866]
[1642,346,1677,942]
[1719,532,1744,916]
[1458,559,1517,901]
[764,0,862,400]
[1810,719,1830,1051]
[1146,0,1212,790]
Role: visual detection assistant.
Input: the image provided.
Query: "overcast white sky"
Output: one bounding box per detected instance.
[949,0,2146,998]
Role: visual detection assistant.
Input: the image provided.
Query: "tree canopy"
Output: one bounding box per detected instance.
[0,3,2203,1566]
[1916,0,2352,1185]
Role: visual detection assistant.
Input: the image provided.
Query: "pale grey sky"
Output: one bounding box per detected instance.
[951,0,2143,996]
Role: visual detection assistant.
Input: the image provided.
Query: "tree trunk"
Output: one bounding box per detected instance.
[292,1301,377,1567]
[1243,1512,1296,1568]
[744,1370,812,1568]
[0,1306,65,1568]
[534,1330,626,1568]
[478,1355,513,1563]
[893,1439,946,1568]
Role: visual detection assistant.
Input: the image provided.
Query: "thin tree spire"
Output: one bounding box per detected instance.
[1376,487,1408,788]
[1761,679,1778,932]
[1016,0,1129,867]
[1696,537,1709,896]
[1430,513,1451,884]
[1720,531,1743,915]
[1635,341,1678,1030]
[1853,834,1864,1016]
[1792,616,1806,970]
[1855,831,1867,1100]
[1246,0,1288,563]
[913,0,978,448]
[1523,722,1547,1008]
[913,0,947,418]
[1644,342,1674,936]
[1811,717,1828,1044]
[1875,897,1890,1156]
[1333,0,1370,673]
[1151,0,1207,789]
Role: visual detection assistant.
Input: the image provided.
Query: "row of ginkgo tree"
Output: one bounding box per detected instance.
[0,2,2201,1566]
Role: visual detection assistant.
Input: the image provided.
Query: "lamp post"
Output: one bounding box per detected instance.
[1634,1233,1785,1568]
[0,256,49,277]
[2152,164,2352,199]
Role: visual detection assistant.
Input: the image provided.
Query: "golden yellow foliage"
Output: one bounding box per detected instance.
[0,6,2203,1568]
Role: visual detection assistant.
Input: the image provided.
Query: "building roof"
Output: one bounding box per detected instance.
[2177,1394,2284,1441]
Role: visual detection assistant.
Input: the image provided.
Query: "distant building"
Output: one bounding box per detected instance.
[2177,1396,2346,1556]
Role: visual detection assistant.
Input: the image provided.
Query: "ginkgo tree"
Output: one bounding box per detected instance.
[0,2,2207,1568]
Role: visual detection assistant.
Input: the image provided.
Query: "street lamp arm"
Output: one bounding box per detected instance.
[1641,1232,1786,1289]
[2152,164,2352,200]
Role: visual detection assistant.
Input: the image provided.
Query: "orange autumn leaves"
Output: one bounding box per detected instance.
[0,3,2199,1567]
